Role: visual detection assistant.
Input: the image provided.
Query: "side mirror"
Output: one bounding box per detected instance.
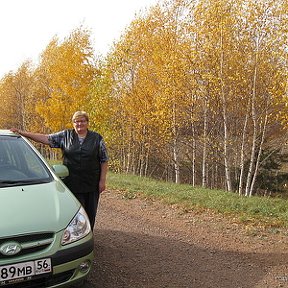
[52,164,69,179]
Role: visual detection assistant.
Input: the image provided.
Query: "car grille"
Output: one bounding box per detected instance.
[0,233,54,259]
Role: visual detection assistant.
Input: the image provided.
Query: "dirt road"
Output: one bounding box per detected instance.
[83,190,288,288]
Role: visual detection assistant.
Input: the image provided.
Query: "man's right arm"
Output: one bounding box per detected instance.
[10,128,50,145]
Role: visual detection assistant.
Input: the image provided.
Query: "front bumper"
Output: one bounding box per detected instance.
[0,235,94,288]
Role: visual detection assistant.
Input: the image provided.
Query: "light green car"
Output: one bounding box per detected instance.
[0,130,94,287]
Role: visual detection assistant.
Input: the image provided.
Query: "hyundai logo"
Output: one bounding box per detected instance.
[0,242,22,256]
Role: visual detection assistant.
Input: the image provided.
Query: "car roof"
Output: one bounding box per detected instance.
[0,129,18,136]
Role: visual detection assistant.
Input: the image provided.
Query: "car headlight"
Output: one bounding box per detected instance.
[61,207,91,245]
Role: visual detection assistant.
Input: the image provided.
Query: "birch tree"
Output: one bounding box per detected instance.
[35,27,96,130]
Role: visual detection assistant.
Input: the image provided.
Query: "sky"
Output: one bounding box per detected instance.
[0,0,159,77]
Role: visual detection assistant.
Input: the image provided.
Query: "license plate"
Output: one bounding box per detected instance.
[0,258,51,284]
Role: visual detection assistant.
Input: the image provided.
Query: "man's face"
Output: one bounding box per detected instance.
[73,117,88,134]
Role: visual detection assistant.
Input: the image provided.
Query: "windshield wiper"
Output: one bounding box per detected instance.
[0,179,50,187]
[0,180,25,187]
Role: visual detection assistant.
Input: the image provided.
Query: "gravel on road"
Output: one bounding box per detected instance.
[76,190,288,288]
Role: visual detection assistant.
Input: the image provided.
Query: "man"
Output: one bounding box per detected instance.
[11,111,109,230]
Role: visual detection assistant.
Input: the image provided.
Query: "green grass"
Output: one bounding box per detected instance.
[108,172,288,229]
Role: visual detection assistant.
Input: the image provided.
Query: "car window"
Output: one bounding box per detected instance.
[0,136,52,183]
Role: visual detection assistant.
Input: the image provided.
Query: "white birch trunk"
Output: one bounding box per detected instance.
[220,24,232,191]
[172,102,180,184]
[192,124,196,187]
[202,100,207,187]
[238,104,250,195]
[245,50,259,197]
[249,112,268,195]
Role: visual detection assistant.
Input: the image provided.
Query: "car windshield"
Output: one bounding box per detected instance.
[0,135,52,187]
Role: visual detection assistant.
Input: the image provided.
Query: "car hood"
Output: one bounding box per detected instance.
[0,180,80,237]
